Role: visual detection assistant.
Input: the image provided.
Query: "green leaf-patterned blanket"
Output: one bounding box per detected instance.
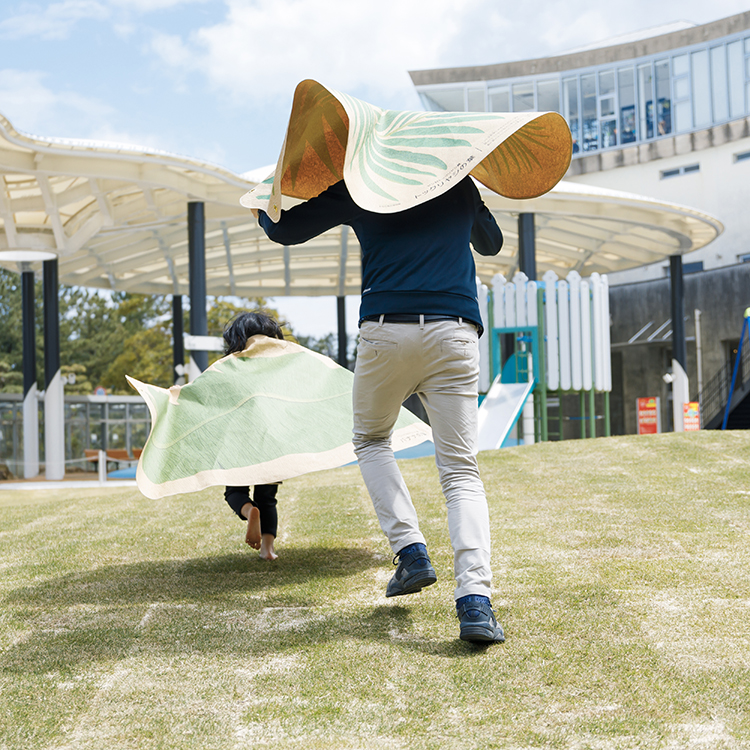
[240,79,572,222]
[128,336,431,499]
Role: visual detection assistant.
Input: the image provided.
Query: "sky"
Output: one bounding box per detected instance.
[1,0,748,337]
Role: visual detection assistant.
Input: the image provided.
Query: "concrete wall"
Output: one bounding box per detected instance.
[609,263,750,433]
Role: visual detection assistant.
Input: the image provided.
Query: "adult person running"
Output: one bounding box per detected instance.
[256,175,505,643]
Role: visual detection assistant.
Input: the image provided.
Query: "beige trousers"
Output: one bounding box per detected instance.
[352,318,492,599]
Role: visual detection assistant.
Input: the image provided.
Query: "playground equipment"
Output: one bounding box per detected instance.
[477,270,612,447]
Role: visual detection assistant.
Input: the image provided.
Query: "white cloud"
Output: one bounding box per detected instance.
[150,0,471,109]
[109,0,210,10]
[0,70,114,132]
[0,0,212,40]
[0,1,108,40]
[0,69,170,152]
[148,0,750,113]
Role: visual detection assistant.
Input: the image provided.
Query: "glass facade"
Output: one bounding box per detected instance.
[417,30,750,157]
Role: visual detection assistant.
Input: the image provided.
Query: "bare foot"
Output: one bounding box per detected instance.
[259,533,278,561]
[245,506,261,549]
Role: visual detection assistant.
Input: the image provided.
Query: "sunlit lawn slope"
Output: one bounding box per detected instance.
[1,431,749,749]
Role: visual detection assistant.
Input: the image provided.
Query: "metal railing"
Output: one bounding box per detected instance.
[697,343,750,428]
[0,393,149,478]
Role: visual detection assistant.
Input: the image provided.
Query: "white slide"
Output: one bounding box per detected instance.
[477,377,535,451]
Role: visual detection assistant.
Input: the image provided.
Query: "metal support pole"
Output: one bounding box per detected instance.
[188,202,208,376]
[172,294,184,384]
[670,255,688,431]
[604,391,611,437]
[518,213,536,281]
[580,392,586,439]
[43,258,65,480]
[589,388,596,438]
[537,288,548,442]
[21,266,39,478]
[337,296,348,368]
[694,308,703,415]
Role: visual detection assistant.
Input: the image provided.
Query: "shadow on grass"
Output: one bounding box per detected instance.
[2,551,492,675]
[4,546,376,607]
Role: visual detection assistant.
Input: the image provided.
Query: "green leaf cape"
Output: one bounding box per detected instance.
[128,337,431,499]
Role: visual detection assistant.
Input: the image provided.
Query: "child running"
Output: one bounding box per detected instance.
[222,311,285,561]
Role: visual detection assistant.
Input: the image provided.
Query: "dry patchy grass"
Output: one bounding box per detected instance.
[1,431,749,749]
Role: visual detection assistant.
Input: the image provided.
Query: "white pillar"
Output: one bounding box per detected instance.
[23,384,39,479]
[44,370,65,480]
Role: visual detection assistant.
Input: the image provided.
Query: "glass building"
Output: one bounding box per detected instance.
[410,12,750,436]
[412,15,750,158]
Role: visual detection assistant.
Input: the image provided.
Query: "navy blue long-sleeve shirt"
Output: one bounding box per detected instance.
[258,177,503,333]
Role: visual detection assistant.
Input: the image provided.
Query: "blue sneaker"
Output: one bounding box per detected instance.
[385,543,437,597]
[456,595,505,643]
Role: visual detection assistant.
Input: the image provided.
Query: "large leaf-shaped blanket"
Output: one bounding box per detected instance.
[128,337,432,499]
[241,79,572,222]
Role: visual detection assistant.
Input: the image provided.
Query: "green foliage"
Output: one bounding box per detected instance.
[296,332,337,359]
[102,325,173,393]
[0,359,22,393]
[59,287,172,390]
[60,364,93,396]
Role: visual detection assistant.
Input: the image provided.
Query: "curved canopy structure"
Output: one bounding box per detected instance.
[0,111,722,296]
[477,180,723,279]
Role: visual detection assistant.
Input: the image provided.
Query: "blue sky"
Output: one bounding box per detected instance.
[1,0,748,336]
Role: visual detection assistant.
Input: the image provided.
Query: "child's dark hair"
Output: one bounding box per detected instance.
[223,312,284,354]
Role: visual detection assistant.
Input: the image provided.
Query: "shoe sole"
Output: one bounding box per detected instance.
[460,625,505,643]
[385,569,437,598]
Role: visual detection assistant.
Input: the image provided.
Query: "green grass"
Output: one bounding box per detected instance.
[1,431,749,749]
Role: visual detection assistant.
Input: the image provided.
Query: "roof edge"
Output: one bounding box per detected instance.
[409,11,750,85]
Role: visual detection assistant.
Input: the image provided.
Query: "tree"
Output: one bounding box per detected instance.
[61,364,94,396]
[0,360,22,393]
[103,325,174,393]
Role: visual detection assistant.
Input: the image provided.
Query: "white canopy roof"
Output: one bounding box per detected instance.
[0,111,723,296]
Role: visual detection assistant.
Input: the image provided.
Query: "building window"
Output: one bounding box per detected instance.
[467,88,486,112]
[512,82,534,111]
[655,60,672,135]
[660,163,700,178]
[691,49,712,127]
[711,46,730,122]
[683,261,704,274]
[537,79,560,113]
[489,85,510,112]
[599,70,617,147]
[618,67,636,143]
[735,150,750,162]
[672,54,691,132]
[728,40,745,117]
[420,88,465,112]
[738,253,750,263]
[563,77,580,153]
[581,73,598,151]
[638,63,655,138]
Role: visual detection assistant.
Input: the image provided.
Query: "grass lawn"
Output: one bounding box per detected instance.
[1,431,749,749]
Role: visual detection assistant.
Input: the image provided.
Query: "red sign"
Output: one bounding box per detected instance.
[637,397,660,434]
[683,402,701,431]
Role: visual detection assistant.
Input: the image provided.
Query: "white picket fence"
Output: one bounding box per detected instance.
[477,270,612,394]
